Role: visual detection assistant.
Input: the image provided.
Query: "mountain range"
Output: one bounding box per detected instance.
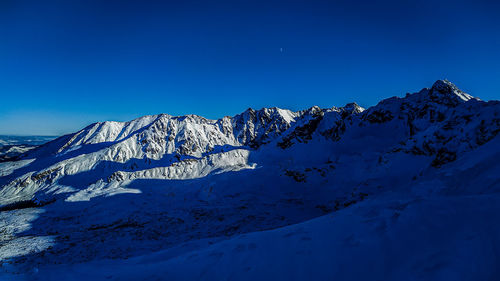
[1,80,500,281]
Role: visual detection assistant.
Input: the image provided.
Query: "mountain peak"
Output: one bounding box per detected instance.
[428,79,478,106]
[430,79,455,90]
[342,102,365,114]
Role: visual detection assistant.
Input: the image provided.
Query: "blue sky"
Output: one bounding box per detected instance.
[1,0,500,135]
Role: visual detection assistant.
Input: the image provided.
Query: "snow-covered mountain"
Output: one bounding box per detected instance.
[1,80,500,280]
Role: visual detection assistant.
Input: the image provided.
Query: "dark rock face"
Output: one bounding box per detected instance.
[362,109,394,124]
[278,111,324,149]
[232,107,294,148]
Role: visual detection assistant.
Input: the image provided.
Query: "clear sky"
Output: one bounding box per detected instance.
[1,0,500,135]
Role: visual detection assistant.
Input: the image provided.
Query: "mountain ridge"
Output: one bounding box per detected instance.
[2,80,498,206]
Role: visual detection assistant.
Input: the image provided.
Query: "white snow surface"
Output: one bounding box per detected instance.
[1,80,500,280]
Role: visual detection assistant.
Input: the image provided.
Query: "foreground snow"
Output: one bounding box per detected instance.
[25,194,500,281]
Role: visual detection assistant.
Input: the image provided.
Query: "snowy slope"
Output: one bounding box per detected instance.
[0,80,500,280]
